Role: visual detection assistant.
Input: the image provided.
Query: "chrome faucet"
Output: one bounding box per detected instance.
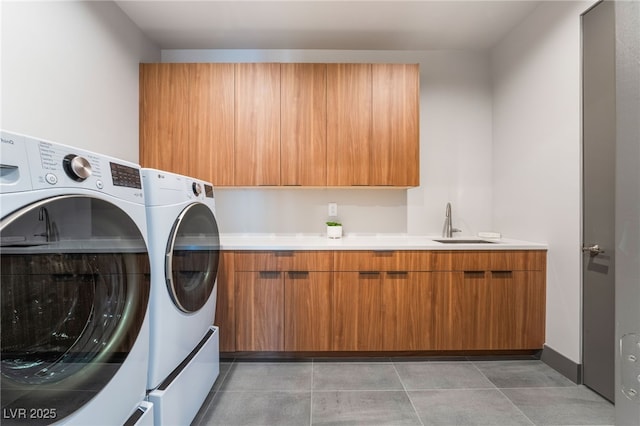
[442,202,461,238]
[34,206,56,242]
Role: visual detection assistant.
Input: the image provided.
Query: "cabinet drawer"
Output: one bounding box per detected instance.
[333,250,452,271]
[234,251,333,271]
[450,250,546,271]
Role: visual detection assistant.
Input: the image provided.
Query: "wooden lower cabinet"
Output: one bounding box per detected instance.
[382,272,452,351]
[284,272,332,351]
[234,270,333,351]
[235,271,284,351]
[332,272,384,351]
[449,270,546,350]
[219,250,546,353]
[215,251,235,352]
[333,271,453,351]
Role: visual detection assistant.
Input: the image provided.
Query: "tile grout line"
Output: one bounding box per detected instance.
[495,387,536,426]
[310,358,314,426]
[193,357,237,425]
[391,360,425,426]
[469,361,536,426]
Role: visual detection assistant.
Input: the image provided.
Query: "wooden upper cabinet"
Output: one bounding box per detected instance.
[140,63,190,176]
[190,64,235,186]
[327,63,420,186]
[327,64,372,186]
[139,63,234,186]
[141,62,419,187]
[281,63,327,186]
[371,64,420,186]
[235,63,281,186]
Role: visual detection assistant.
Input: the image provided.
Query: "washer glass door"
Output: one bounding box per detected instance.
[0,195,150,425]
[166,203,220,313]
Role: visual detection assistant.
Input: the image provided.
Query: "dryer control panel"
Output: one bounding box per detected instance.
[141,168,215,212]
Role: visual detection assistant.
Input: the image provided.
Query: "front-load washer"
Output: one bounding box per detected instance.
[142,169,220,426]
[0,130,153,425]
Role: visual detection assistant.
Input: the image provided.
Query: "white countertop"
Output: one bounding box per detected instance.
[220,233,547,251]
[0,238,148,254]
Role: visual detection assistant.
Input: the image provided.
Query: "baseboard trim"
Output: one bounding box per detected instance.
[541,345,582,384]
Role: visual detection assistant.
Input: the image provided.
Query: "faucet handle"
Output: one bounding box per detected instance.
[452,228,462,234]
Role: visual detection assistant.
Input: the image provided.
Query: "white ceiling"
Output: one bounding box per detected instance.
[115,0,542,51]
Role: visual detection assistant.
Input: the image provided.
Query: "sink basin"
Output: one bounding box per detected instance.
[433,239,496,244]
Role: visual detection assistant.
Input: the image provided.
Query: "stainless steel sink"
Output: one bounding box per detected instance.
[433,239,497,244]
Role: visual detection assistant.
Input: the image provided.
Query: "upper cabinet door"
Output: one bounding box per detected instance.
[140,63,190,176]
[371,64,420,186]
[191,63,235,186]
[281,63,327,186]
[235,63,281,186]
[327,64,372,186]
[140,63,234,186]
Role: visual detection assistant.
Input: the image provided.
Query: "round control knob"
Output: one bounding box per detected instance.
[63,154,92,182]
[192,182,202,196]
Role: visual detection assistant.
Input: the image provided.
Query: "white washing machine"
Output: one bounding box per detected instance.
[0,131,154,425]
[142,169,220,426]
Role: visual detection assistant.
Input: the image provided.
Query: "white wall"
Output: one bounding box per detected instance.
[1,1,160,162]
[491,0,595,363]
[162,49,493,235]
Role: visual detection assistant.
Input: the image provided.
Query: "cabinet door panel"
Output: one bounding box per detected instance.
[215,251,235,352]
[327,64,372,186]
[448,271,491,350]
[235,271,284,351]
[139,63,190,175]
[284,272,332,351]
[382,272,452,351]
[371,64,419,186]
[191,63,235,186]
[382,272,423,350]
[332,271,383,350]
[235,63,281,186]
[281,64,327,186]
[489,271,545,349]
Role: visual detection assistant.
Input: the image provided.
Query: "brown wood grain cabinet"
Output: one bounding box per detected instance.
[332,271,384,351]
[139,63,234,186]
[215,251,236,352]
[235,271,284,351]
[141,62,419,187]
[371,64,420,186]
[284,271,333,351]
[333,250,545,352]
[218,249,545,353]
[140,63,190,176]
[232,251,333,352]
[382,271,452,351]
[327,64,372,186]
[235,63,281,186]
[448,270,546,350]
[327,63,420,186]
[281,63,327,186]
[191,63,235,186]
[447,251,546,351]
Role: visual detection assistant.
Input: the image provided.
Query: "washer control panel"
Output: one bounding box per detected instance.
[0,130,144,203]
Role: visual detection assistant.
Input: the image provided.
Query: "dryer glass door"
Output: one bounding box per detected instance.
[0,195,150,424]
[166,203,220,313]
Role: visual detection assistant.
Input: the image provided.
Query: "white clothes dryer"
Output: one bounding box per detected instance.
[142,169,219,426]
[0,130,153,425]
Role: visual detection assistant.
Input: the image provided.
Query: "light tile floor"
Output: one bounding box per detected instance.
[192,358,614,426]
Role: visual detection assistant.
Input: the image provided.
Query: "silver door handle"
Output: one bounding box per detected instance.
[582,244,605,255]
